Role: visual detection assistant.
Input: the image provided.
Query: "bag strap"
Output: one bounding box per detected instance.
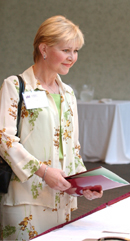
[16,75,25,136]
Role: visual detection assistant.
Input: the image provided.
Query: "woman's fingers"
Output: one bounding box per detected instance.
[83,189,103,200]
[44,167,71,191]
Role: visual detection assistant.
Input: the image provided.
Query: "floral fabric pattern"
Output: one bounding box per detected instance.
[0,66,86,239]
[0,203,71,240]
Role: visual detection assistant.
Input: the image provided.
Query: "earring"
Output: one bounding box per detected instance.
[43,54,46,60]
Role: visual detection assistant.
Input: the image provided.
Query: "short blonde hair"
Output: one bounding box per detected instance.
[33,15,84,62]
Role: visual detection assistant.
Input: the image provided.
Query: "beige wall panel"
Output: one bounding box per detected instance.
[0,0,130,100]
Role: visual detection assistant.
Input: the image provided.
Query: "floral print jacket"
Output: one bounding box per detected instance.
[0,66,86,210]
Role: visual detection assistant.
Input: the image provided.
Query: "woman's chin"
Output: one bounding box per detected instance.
[59,69,70,75]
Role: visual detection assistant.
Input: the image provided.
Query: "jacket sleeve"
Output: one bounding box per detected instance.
[0,76,41,182]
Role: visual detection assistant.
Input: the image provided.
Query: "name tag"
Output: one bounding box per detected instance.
[22,91,49,109]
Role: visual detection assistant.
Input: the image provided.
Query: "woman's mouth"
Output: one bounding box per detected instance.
[62,63,72,68]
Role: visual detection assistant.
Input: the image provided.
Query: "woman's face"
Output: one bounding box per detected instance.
[45,40,79,75]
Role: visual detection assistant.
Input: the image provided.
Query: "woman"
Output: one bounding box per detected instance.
[0,15,103,240]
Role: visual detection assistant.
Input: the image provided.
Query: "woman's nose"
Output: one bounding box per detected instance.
[67,53,73,61]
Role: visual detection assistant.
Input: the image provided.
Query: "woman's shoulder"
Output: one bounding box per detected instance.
[1,75,20,90]
[2,66,33,90]
[0,75,20,101]
[4,74,19,82]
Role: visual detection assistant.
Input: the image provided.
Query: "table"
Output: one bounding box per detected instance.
[77,100,130,164]
[33,192,130,240]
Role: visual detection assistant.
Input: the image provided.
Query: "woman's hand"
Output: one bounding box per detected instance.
[44,167,71,191]
[83,188,103,200]
[35,164,71,191]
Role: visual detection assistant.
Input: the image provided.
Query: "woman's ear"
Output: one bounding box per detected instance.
[39,43,47,59]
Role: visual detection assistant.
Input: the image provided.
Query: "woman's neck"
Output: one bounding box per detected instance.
[33,63,59,94]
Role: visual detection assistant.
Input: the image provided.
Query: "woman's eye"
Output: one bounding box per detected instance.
[63,49,69,52]
[62,49,79,53]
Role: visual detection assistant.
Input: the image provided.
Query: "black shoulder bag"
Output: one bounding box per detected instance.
[0,75,25,193]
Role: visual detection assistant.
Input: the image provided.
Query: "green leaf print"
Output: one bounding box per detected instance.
[75,156,85,170]
[55,193,60,204]
[14,79,21,94]
[71,90,74,96]
[23,160,39,175]
[4,152,11,167]
[15,86,19,93]
[66,162,73,176]
[64,109,70,121]
[11,175,21,182]
[28,108,42,130]
[31,181,42,199]
[3,225,16,238]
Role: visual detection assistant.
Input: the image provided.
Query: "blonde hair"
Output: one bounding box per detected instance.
[33,15,84,62]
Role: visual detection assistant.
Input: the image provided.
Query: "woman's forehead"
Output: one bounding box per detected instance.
[56,39,79,49]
